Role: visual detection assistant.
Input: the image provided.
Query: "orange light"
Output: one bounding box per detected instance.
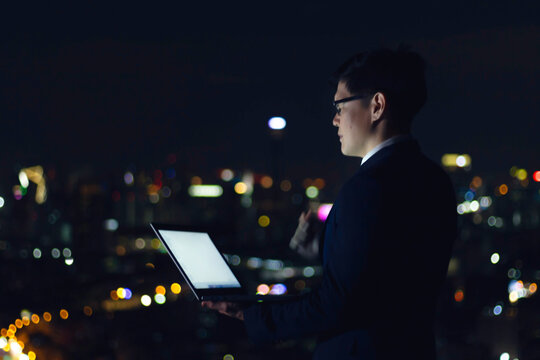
[6,329,14,338]
[8,325,16,333]
[22,318,30,326]
[110,290,119,300]
[471,176,482,188]
[83,306,93,316]
[15,319,22,328]
[116,245,126,256]
[31,314,39,324]
[60,309,69,320]
[302,178,313,189]
[530,283,537,294]
[191,176,202,185]
[234,182,247,194]
[28,351,36,360]
[17,340,24,350]
[256,284,270,295]
[498,184,508,195]
[155,285,166,295]
[454,289,464,302]
[260,176,273,189]
[280,180,292,192]
[533,171,540,182]
[0,328,7,336]
[314,178,326,189]
[43,312,52,322]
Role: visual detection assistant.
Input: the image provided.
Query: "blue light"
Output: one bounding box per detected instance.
[124,288,133,300]
[464,191,475,201]
[166,168,176,179]
[268,117,286,130]
[269,283,287,295]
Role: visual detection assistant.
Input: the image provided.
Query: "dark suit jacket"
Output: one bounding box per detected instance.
[243,138,457,359]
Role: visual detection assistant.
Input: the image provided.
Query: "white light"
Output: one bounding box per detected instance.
[33,248,42,259]
[19,354,29,360]
[63,248,72,258]
[493,305,503,315]
[141,295,152,306]
[470,200,480,212]
[230,255,241,266]
[488,216,497,227]
[457,204,465,215]
[154,293,166,304]
[479,196,492,208]
[19,171,30,188]
[0,337,7,347]
[264,259,284,271]
[104,219,119,231]
[491,253,500,264]
[0,196,4,208]
[10,339,22,355]
[268,117,286,130]
[124,172,134,185]
[247,257,263,269]
[500,353,510,360]
[188,185,223,198]
[65,258,74,266]
[51,248,61,259]
[495,217,504,228]
[303,266,315,277]
[221,169,234,182]
[456,156,466,167]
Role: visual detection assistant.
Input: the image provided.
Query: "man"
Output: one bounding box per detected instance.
[203,47,457,359]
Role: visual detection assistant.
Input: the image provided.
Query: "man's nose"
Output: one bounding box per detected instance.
[332,114,339,127]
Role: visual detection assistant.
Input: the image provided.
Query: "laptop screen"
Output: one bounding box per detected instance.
[158,230,241,289]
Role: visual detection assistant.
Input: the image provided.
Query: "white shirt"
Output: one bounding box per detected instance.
[361,134,413,166]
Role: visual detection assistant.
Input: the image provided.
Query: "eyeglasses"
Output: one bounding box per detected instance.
[332,94,371,115]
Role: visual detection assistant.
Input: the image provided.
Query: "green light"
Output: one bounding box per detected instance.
[306,186,319,199]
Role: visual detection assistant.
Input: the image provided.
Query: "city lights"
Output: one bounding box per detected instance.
[306,186,319,199]
[490,253,500,264]
[154,294,166,304]
[188,184,223,197]
[268,116,286,130]
[63,248,72,257]
[155,285,166,295]
[65,258,74,266]
[493,305,502,316]
[141,295,152,307]
[534,171,540,182]
[32,248,42,259]
[234,182,248,194]
[303,266,315,277]
[256,284,270,295]
[171,283,182,294]
[104,218,119,231]
[59,309,69,319]
[51,248,61,259]
[441,154,471,168]
[269,284,287,295]
[0,196,4,208]
[258,215,270,227]
[500,353,510,360]
[124,171,134,185]
[220,169,234,182]
[260,176,273,188]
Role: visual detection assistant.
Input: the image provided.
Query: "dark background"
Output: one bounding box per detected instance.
[1,2,539,360]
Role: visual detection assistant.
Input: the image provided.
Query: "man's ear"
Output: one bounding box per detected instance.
[370,92,386,123]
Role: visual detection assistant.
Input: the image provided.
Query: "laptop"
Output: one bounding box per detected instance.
[150,223,294,303]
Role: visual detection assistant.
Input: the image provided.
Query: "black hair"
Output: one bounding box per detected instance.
[331,45,427,130]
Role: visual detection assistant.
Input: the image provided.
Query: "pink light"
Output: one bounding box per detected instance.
[317,204,333,221]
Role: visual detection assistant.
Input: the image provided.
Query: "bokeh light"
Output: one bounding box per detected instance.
[260,176,273,189]
[141,295,152,307]
[171,283,182,294]
[60,309,69,320]
[234,182,247,194]
[258,215,270,227]
[43,312,52,322]
[454,289,464,302]
[155,285,166,295]
[256,284,270,295]
[280,180,292,191]
[220,169,234,182]
[154,294,166,304]
[31,314,39,324]
[306,186,319,199]
[490,253,500,264]
[268,116,286,130]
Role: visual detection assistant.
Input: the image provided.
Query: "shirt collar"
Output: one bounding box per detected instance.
[361,134,413,166]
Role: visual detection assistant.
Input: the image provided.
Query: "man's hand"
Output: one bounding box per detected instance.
[290,209,319,259]
[201,301,244,321]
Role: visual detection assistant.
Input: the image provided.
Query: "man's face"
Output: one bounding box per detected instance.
[332,81,372,157]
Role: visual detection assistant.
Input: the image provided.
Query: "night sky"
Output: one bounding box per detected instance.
[2,3,539,178]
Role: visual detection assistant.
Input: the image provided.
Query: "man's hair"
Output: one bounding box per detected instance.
[331,45,427,130]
